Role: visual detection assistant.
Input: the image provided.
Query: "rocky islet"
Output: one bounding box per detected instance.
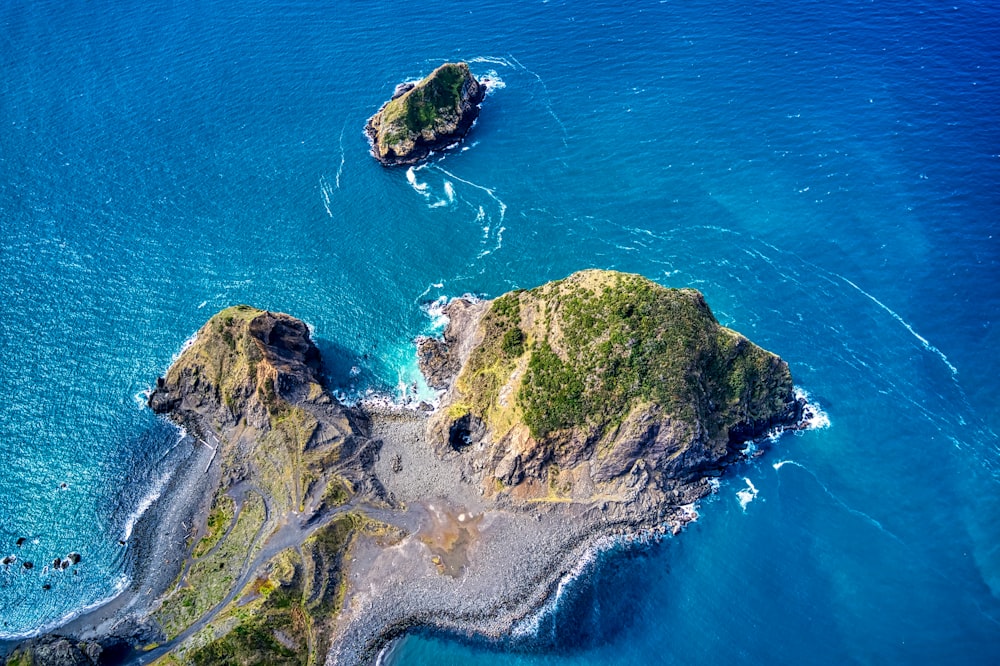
[365,62,486,166]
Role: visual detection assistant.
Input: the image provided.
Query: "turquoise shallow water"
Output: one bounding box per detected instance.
[1,0,999,662]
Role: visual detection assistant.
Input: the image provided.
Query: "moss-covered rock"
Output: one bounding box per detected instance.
[423,270,804,506]
[365,62,485,166]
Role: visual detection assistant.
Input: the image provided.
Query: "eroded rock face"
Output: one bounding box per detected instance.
[420,270,805,513]
[3,634,127,666]
[365,62,485,166]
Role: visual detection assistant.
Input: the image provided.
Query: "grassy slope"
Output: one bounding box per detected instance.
[454,270,792,442]
[377,63,469,152]
[156,515,399,666]
[151,307,359,661]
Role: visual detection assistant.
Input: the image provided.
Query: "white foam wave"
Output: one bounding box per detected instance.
[839,275,958,376]
[421,295,450,331]
[0,574,130,641]
[511,534,618,639]
[479,69,507,94]
[405,166,430,196]
[122,468,174,541]
[443,180,455,203]
[794,387,831,430]
[737,477,759,511]
[133,389,151,410]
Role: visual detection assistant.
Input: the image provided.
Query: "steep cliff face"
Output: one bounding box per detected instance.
[365,62,485,166]
[421,270,804,510]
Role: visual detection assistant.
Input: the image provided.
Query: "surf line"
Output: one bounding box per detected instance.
[838,276,958,376]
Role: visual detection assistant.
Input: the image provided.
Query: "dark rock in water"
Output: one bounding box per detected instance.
[392,81,415,99]
[53,557,62,569]
[365,62,486,166]
[16,536,26,547]
[2,555,13,566]
[67,552,82,565]
[42,583,52,590]
[61,558,71,570]
[23,561,33,570]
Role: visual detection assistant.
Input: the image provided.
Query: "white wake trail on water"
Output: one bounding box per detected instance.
[319,123,347,218]
[431,165,507,222]
[753,239,959,379]
[507,54,569,148]
[838,276,958,376]
[772,460,903,544]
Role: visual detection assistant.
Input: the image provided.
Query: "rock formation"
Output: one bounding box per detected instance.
[365,62,485,166]
[4,274,809,665]
[139,306,386,665]
[420,269,804,514]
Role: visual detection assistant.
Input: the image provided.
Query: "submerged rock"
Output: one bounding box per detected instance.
[365,62,485,166]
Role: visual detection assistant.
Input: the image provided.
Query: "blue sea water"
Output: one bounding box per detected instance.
[1,0,999,661]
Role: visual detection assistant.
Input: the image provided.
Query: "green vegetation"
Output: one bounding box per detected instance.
[456,291,528,428]
[451,270,792,441]
[177,515,365,666]
[156,492,267,639]
[192,492,236,559]
[376,63,472,152]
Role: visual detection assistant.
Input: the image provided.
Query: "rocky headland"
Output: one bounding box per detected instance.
[4,271,809,666]
[365,62,485,166]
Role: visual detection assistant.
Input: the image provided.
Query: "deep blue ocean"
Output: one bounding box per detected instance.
[2,0,999,662]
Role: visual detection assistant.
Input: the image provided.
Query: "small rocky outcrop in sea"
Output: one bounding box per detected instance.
[420,269,804,515]
[365,62,485,166]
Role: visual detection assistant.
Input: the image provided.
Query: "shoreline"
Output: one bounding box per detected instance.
[327,402,714,664]
[6,425,218,656]
[2,387,825,664]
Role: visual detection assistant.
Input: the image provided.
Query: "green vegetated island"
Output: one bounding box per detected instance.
[5,270,808,666]
[365,62,486,166]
